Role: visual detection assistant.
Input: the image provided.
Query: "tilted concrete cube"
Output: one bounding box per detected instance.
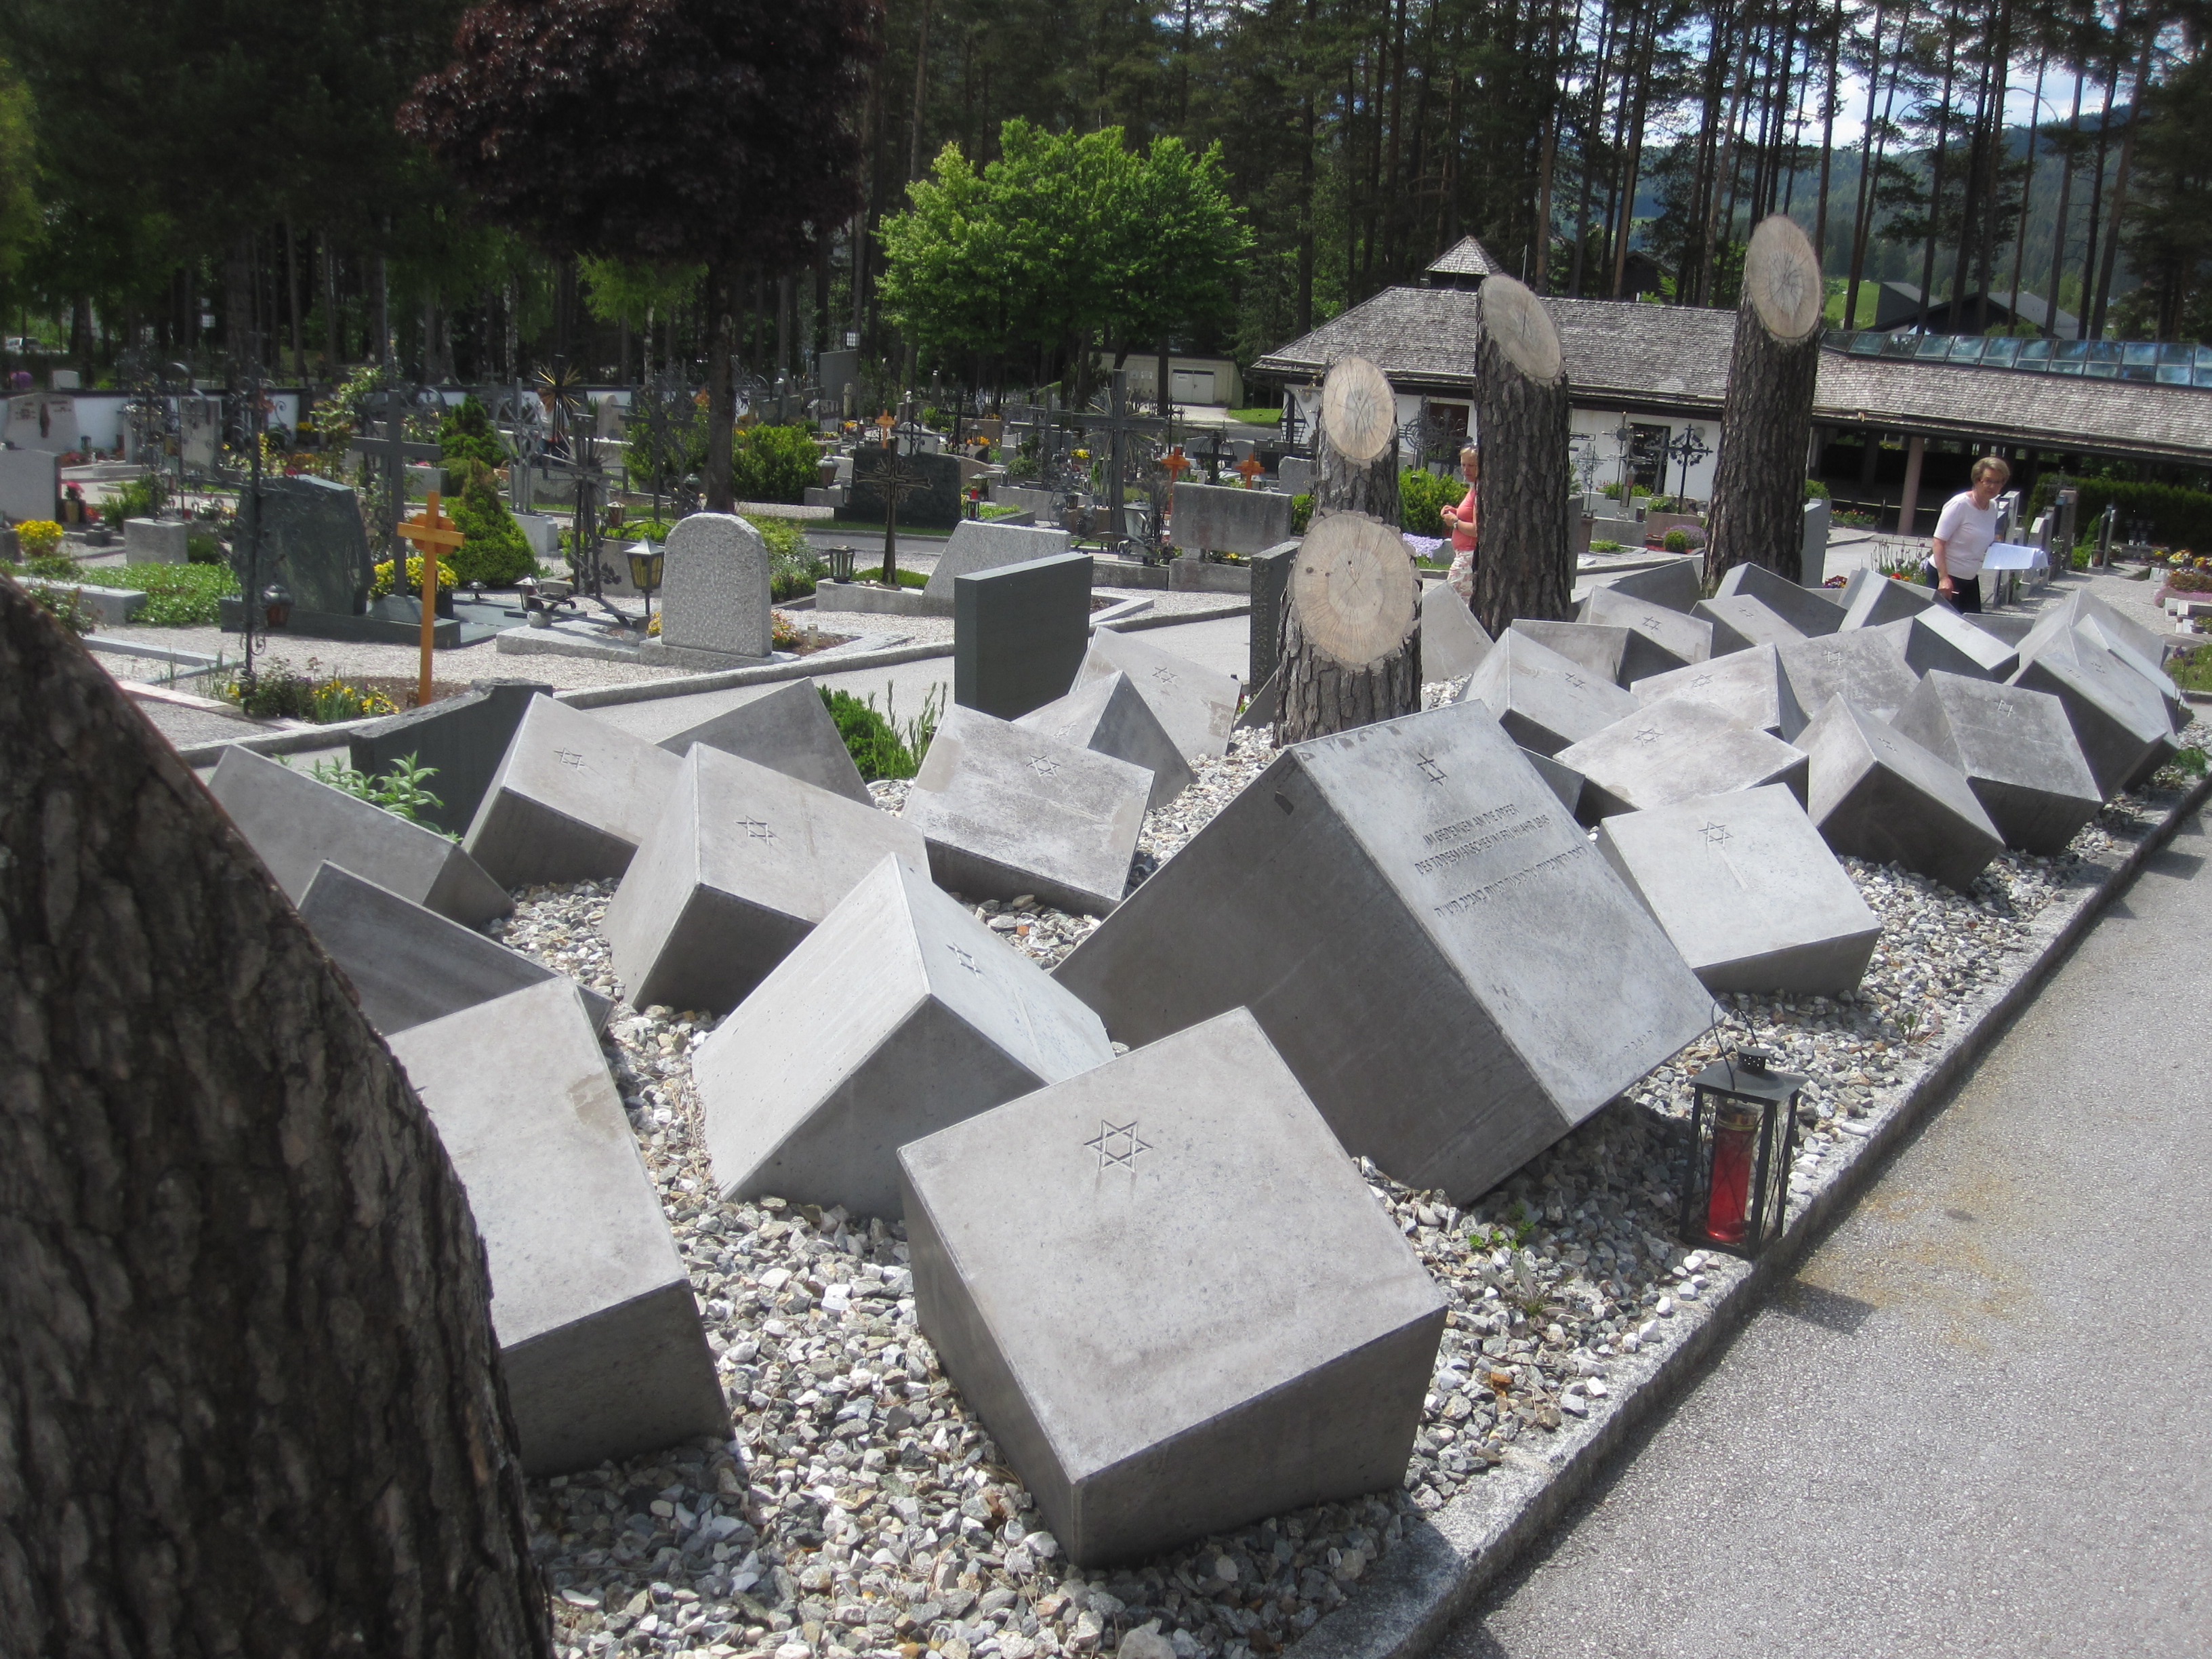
[1631,643,1798,737]
[299,863,610,1036]
[209,745,510,926]
[1901,605,2018,682]
[649,677,872,806]
[1597,785,1881,995]
[955,553,1094,720]
[1581,583,1715,668]
[1838,568,1938,629]
[1420,583,1492,681]
[386,979,728,1476]
[922,520,1073,596]
[1775,621,1920,738]
[1076,628,1239,762]
[1694,594,1806,657]
[2076,612,2188,735]
[349,678,553,837]
[1799,696,2004,892]
[1591,555,1701,613]
[1507,618,1635,686]
[1016,668,1190,810]
[601,745,929,1016]
[1714,560,1843,636]
[2009,621,2173,798]
[464,695,683,887]
[1458,629,1641,754]
[1556,695,1808,819]
[899,1008,1446,1565]
[1054,701,1712,1199]
[1523,746,1585,816]
[695,857,1113,1216]
[1890,672,2102,854]
[903,705,1150,916]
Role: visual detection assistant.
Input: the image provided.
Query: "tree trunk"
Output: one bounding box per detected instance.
[1706,215,1825,588]
[705,264,735,512]
[0,579,551,1655]
[323,230,341,379]
[1469,276,1573,637]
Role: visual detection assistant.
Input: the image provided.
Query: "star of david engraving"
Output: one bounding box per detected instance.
[1085,1120,1151,1174]
[1690,673,1715,690]
[736,818,777,843]
[1700,821,1734,848]
[554,748,588,771]
[1417,755,1448,783]
[1563,673,1589,691]
[1150,665,1181,689]
[1028,756,1059,779]
[1634,726,1661,746]
[945,943,981,975]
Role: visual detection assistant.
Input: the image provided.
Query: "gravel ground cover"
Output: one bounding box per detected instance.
[484,705,2206,1659]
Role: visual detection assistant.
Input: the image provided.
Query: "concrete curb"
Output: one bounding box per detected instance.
[1298,773,2212,1659]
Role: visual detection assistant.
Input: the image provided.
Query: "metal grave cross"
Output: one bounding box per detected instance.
[861,438,938,587]
[396,491,467,709]
[1235,453,1267,487]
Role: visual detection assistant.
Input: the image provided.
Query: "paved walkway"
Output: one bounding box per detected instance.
[1442,811,2212,1658]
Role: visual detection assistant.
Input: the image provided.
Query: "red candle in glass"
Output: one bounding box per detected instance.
[1705,1102,1759,1245]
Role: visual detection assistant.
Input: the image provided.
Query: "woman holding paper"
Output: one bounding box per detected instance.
[1923,455,2010,613]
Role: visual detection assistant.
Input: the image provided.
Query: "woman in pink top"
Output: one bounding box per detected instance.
[1445,445,1480,602]
[1923,455,2009,613]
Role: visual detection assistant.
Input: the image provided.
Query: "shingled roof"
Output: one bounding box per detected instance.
[1251,285,2212,464]
[1425,236,1509,283]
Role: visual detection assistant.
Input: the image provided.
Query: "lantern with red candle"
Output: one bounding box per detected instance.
[1677,1047,1801,1258]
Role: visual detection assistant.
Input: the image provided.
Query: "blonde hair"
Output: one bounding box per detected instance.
[1459,445,1481,472]
[1971,455,2011,486]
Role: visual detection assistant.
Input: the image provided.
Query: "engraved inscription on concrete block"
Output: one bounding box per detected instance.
[1889,672,2102,854]
[696,857,1113,1216]
[464,695,684,887]
[1017,668,1193,810]
[898,1008,1446,1565]
[1581,583,1715,667]
[1714,558,1843,636]
[1420,583,1492,682]
[659,512,771,661]
[646,677,872,805]
[1458,629,1641,754]
[1631,643,1798,737]
[1694,594,1806,657]
[1799,696,2004,891]
[1507,619,1633,687]
[1556,695,1808,819]
[923,520,1074,596]
[1076,628,1240,763]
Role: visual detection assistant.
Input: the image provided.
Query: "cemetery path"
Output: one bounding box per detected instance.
[1441,808,2212,1659]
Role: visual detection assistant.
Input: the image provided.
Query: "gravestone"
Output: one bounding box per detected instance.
[842,447,962,527]
[349,678,553,838]
[1017,668,1193,810]
[1420,583,1492,681]
[1798,696,2004,891]
[1714,558,1843,636]
[464,695,684,886]
[1837,568,1936,630]
[124,518,188,565]
[299,863,611,1036]
[1596,784,1880,994]
[0,446,56,522]
[2007,622,2171,798]
[1077,627,1240,763]
[899,1008,1446,1566]
[1631,643,1799,736]
[1580,583,1714,666]
[1555,695,1808,819]
[602,745,928,1017]
[1508,618,1637,687]
[1236,669,1282,731]
[653,677,872,805]
[1457,629,1641,754]
[180,397,220,472]
[234,475,374,617]
[207,745,510,926]
[1278,455,1316,495]
[922,520,1073,597]
[902,705,1151,916]
[1801,495,1832,587]
[1171,482,1294,555]
[1694,594,1806,656]
[1248,540,1299,692]
[652,512,771,664]
[1890,672,2102,854]
[386,979,728,1475]
[1774,621,1919,738]
[1590,555,1701,613]
[695,857,1114,1217]
[954,552,1094,720]
[1054,701,1713,1199]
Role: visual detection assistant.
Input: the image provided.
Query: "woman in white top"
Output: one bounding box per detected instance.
[1923,455,2009,613]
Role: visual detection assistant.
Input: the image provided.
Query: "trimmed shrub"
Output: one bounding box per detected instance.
[2029,474,2212,548]
[733,424,825,504]
[1399,468,1458,537]
[449,461,536,586]
[439,394,506,492]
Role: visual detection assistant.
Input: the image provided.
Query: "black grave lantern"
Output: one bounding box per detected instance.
[627,539,665,624]
[1678,1046,1803,1258]
[826,544,858,583]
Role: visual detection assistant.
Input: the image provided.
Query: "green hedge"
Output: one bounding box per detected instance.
[1399,469,1458,537]
[2028,475,2212,549]
[66,561,238,625]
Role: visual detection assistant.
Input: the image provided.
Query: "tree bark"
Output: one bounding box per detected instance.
[1706,215,1826,588]
[0,577,551,1655]
[1469,276,1572,637]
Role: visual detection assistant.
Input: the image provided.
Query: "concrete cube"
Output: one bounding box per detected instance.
[1799,696,2004,892]
[695,857,1113,1216]
[602,745,929,1017]
[1556,695,1808,819]
[464,696,683,887]
[1890,672,2102,854]
[1631,643,1798,737]
[1694,594,1807,656]
[903,705,1150,916]
[1775,621,1920,738]
[2076,612,2188,733]
[386,979,728,1475]
[1581,583,1715,667]
[124,517,188,564]
[898,1008,1446,1565]
[1524,746,1586,816]
[954,552,1094,720]
[299,863,610,1036]
[2008,622,2173,798]
[1458,629,1641,754]
[209,745,510,926]
[1715,558,1843,636]
[1901,605,2018,682]
[1591,555,1702,613]
[349,678,553,837]
[1507,618,1636,686]
[1016,668,1191,810]
[1054,701,1713,1200]
[1597,784,1881,994]
[648,677,872,806]
[922,520,1073,596]
[1420,583,1492,682]
[1838,568,1939,628]
[1076,627,1240,763]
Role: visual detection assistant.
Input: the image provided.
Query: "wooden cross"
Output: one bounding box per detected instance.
[397,491,466,708]
[1235,453,1267,487]
[1159,446,1192,483]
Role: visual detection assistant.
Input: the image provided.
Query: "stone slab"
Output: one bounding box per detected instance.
[1903,604,2018,681]
[1774,621,1919,739]
[1799,695,2004,892]
[602,745,929,1017]
[1693,594,1805,657]
[922,520,1073,596]
[651,676,872,806]
[903,705,1150,916]
[954,552,1094,721]
[1596,784,1880,994]
[660,512,772,661]
[124,517,188,564]
[1580,583,1714,668]
[813,581,954,619]
[1713,558,1844,636]
[1053,700,1713,1200]
[234,475,374,618]
[216,596,471,648]
[1420,584,1492,682]
[1838,568,1938,629]
[1278,456,1316,495]
[464,695,684,887]
[1589,555,1701,613]
[1248,540,1300,691]
[1017,669,1192,810]
[349,678,552,837]
[1077,628,1240,763]
[1458,630,1641,755]
[1523,747,1585,817]
[1555,695,1808,820]
[898,1007,1446,1565]
[300,863,609,1036]
[1236,670,1282,731]
[695,857,1113,1217]
[841,447,964,528]
[1507,619,1633,687]
[386,979,727,1476]
[1171,482,1295,556]
[67,585,145,626]
[208,745,511,926]
[0,445,56,522]
[1166,556,1253,594]
[1629,643,1799,737]
[1890,672,2102,855]
[2008,621,2172,798]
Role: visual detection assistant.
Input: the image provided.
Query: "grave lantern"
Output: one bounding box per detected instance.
[1678,1046,1802,1258]
[826,545,858,583]
[261,581,292,629]
[626,540,665,624]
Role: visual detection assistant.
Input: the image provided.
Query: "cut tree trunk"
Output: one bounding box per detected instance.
[0,576,551,1656]
[1468,276,1573,638]
[1705,214,1825,588]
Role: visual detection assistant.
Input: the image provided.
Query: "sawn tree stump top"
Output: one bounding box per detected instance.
[1319,356,1398,464]
[1744,213,1824,341]
[1479,276,1563,384]
[1292,512,1417,669]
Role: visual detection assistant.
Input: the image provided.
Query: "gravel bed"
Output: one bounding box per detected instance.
[483,715,2205,1659]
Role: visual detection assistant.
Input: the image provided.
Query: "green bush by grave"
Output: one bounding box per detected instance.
[1399,468,1456,537]
[1292,492,1313,533]
[1804,478,1830,499]
[449,460,535,586]
[65,560,239,625]
[819,684,943,780]
[1662,528,1691,552]
[99,474,169,529]
[307,753,447,827]
[2029,474,2212,548]
[732,424,825,505]
[439,394,507,492]
[186,531,223,564]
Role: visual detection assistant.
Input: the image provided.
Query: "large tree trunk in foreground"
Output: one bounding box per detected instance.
[1469,276,1573,638]
[0,575,550,1656]
[1705,213,1824,588]
[1277,354,1419,743]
